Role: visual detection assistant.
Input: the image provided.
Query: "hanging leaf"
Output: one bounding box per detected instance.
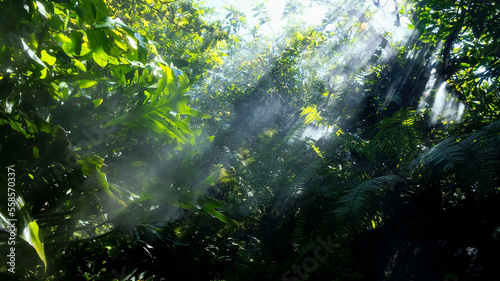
[178,197,239,228]
[79,155,128,207]
[0,195,47,271]
[93,98,103,108]
[70,30,84,56]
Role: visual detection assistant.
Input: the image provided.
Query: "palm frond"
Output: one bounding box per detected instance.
[411,137,465,173]
[411,120,500,192]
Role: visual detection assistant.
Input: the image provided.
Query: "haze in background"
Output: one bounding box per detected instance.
[200,0,327,35]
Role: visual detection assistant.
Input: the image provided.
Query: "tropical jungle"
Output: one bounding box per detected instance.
[0,0,499,280]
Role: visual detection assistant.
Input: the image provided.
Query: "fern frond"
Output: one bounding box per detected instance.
[372,108,423,164]
[300,105,325,125]
[332,175,402,239]
[411,137,465,173]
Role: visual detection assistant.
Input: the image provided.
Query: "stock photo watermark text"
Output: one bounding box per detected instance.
[282,235,339,281]
[6,166,17,273]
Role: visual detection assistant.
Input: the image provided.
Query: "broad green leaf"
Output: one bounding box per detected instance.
[35,1,50,19]
[107,55,120,65]
[54,33,73,55]
[94,17,115,29]
[139,69,149,83]
[86,29,111,56]
[79,155,128,207]
[113,33,128,51]
[92,0,109,20]
[72,58,87,71]
[162,64,178,95]
[77,79,98,88]
[40,50,56,66]
[193,168,223,190]
[32,146,39,159]
[201,197,239,227]
[70,31,84,56]
[92,48,108,67]
[135,32,148,63]
[93,98,103,108]
[95,17,132,31]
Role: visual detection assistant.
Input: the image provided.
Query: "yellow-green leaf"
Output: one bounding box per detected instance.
[41,50,56,65]
[32,146,39,159]
[93,98,103,108]
[40,68,48,79]
[77,79,98,88]
[73,59,87,71]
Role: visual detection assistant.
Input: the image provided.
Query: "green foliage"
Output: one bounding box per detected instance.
[372,108,423,166]
[412,120,500,192]
[0,0,227,278]
[300,105,325,125]
[415,0,500,123]
[333,175,402,238]
[1,0,500,280]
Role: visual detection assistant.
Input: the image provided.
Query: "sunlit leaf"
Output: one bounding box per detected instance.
[40,50,56,65]
[93,98,103,108]
[32,146,39,158]
[77,79,98,88]
[79,155,128,207]
[95,17,132,31]
[73,58,87,71]
[92,48,108,67]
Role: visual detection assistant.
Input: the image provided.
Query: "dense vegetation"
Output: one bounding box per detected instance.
[0,0,499,280]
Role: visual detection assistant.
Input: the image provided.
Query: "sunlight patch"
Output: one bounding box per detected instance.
[421,81,465,125]
[300,125,333,141]
[431,82,465,124]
